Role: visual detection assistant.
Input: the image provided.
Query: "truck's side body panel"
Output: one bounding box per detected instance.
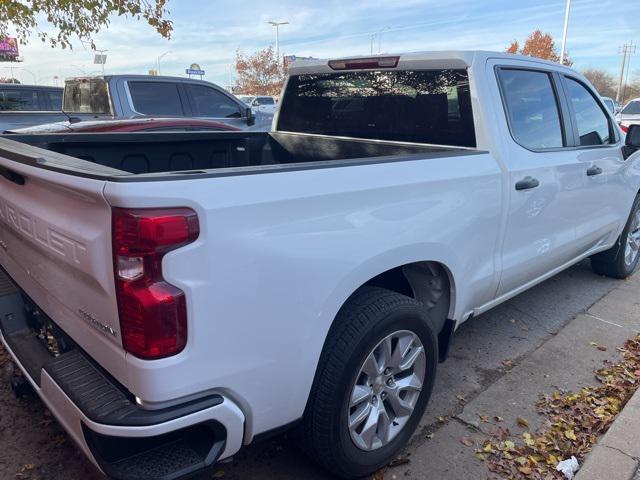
[103,152,503,435]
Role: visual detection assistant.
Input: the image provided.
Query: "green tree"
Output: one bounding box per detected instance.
[0,0,172,49]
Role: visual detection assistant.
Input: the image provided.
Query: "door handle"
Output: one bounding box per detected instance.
[515,176,540,191]
[586,166,603,176]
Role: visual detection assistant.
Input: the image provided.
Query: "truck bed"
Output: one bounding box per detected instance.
[0,131,479,180]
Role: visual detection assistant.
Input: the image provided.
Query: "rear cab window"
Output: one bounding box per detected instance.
[278,69,476,147]
[64,78,111,114]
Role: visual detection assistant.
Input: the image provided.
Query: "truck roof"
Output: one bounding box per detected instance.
[288,50,577,75]
[0,83,62,91]
[64,74,225,88]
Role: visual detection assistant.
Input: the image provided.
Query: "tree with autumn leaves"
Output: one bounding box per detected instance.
[0,0,172,49]
[506,30,572,66]
[234,46,287,96]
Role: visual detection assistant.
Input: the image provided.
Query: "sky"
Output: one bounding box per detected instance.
[3,0,638,87]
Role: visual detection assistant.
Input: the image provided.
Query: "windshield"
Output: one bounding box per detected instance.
[63,78,111,114]
[622,101,640,115]
[278,69,476,147]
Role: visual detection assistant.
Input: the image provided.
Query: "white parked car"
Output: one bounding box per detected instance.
[618,97,640,134]
[1,51,640,480]
[237,94,277,115]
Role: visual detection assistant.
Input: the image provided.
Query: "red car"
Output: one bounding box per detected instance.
[6,117,241,134]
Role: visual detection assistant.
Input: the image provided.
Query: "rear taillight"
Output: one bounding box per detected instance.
[112,208,199,359]
[620,124,628,134]
[328,56,399,70]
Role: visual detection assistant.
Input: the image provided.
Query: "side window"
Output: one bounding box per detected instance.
[257,97,274,105]
[497,69,564,150]
[47,91,63,111]
[186,85,242,118]
[0,89,40,111]
[565,77,612,146]
[128,82,184,116]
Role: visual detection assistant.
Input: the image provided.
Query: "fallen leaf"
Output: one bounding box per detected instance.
[590,342,598,346]
[482,441,494,453]
[494,416,504,422]
[502,359,514,368]
[597,345,608,352]
[461,437,474,447]
[504,440,515,450]
[374,469,384,480]
[518,466,533,475]
[564,429,577,441]
[516,417,530,428]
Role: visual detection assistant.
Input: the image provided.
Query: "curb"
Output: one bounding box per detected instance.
[575,387,640,480]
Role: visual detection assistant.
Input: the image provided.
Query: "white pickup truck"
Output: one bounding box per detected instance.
[1,51,640,480]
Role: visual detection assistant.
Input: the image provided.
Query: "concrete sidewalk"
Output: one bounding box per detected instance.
[575,389,640,480]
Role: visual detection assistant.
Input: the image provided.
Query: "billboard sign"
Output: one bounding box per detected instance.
[0,37,19,61]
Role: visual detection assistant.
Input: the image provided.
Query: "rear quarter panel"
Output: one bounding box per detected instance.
[104,153,503,438]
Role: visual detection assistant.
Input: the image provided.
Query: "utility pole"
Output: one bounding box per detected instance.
[617,41,636,103]
[267,21,289,68]
[559,0,571,64]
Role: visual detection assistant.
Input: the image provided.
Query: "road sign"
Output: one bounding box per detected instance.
[186,68,205,75]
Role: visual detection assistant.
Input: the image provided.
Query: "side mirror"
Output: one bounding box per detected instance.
[245,107,255,126]
[252,100,260,107]
[623,124,640,159]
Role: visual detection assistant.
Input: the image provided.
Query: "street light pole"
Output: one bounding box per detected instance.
[559,0,571,64]
[267,21,289,67]
[157,51,172,76]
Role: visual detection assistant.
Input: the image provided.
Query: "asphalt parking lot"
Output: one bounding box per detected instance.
[0,260,624,479]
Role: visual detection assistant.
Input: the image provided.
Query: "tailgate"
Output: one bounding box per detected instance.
[0,151,125,367]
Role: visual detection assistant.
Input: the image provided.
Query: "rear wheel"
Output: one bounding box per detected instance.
[591,195,640,279]
[296,287,438,479]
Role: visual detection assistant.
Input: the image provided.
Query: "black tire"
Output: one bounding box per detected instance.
[591,195,640,279]
[295,287,438,479]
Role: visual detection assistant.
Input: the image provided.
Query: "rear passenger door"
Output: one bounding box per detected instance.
[493,65,586,296]
[126,81,188,116]
[560,76,628,254]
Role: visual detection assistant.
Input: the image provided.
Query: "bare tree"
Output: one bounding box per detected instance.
[582,68,616,97]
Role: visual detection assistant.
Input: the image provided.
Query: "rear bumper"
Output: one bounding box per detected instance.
[0,269,245,480]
